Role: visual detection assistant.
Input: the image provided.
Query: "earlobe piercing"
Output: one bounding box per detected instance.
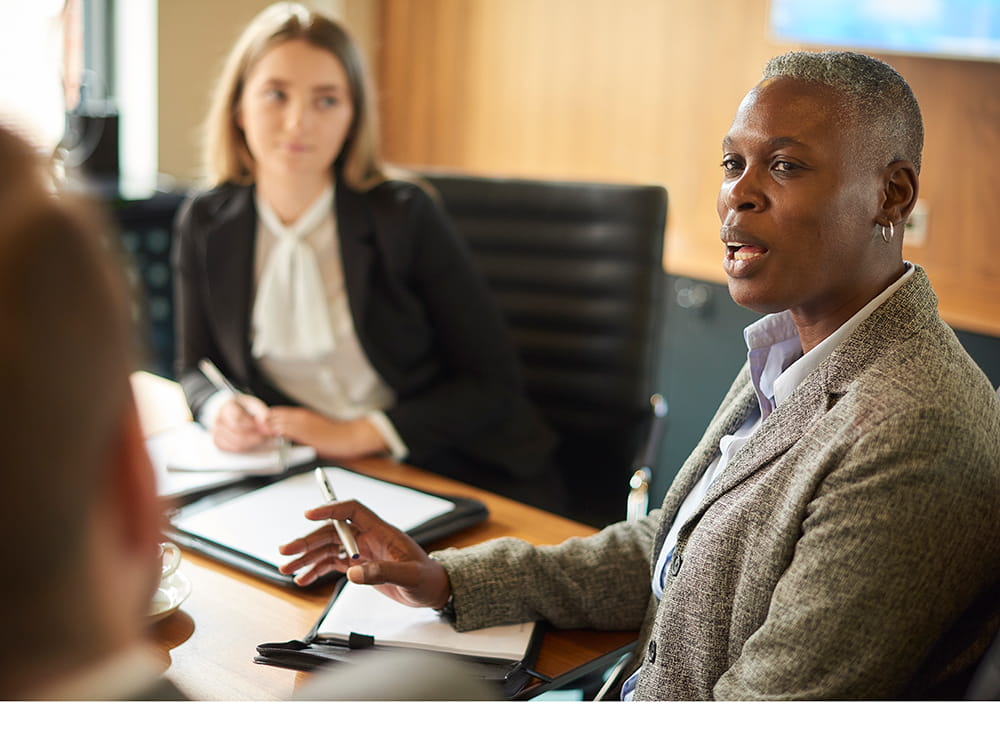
[880,220,895,243]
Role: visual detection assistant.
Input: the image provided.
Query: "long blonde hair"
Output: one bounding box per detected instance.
[202,2,385,190]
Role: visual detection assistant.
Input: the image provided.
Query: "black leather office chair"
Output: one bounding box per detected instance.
[423,172,668,527]
[112,191,187,377]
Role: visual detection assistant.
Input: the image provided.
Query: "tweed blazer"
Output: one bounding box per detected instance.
[435,266,1000,699]
[171,179,555,487]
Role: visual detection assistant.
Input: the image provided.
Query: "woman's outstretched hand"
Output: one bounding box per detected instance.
[278,498,451,609]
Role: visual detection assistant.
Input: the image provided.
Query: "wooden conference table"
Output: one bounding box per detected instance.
[132,372,637,700]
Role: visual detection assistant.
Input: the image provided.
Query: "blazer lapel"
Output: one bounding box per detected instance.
[651,266,939,570]
[700,369,829,511]
[651,372,758,563]
[682,267,936,528]
[336,182,376,331]
[653,345,834,563]
[204,186,257,384]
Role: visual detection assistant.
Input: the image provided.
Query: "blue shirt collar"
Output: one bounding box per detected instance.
[741,263,914,420]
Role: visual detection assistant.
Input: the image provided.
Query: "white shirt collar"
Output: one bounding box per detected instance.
[744,263,914,415]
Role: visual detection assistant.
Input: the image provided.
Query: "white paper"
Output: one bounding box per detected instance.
[318,581,534,661]
[172,468,456,569]
[147,422,316,498]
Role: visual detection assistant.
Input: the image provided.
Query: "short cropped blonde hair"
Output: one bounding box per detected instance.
[202,2,386,190]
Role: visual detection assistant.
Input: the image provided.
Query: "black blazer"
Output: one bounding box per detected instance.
[171,179,556,492]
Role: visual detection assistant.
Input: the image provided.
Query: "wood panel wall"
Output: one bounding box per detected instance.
[158,0,276,184]
[374,0,1000,337]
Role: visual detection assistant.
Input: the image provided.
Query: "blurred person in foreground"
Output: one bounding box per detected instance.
[0,123,178,700]
[279,50,1000,700]
[0,123,493,702]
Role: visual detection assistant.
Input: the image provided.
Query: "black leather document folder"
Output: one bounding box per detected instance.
[166,464,488,588]
[254,577,546,699]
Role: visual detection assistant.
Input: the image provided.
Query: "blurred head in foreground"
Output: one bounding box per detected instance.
[0,123,163,699]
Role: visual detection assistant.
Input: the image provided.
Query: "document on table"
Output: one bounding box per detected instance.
[318,580,535,662]
[148,421,316,498]
[171,467,456,570]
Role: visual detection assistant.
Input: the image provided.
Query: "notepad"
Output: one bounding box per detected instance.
[172,467,456,570]
[147,421,316,498]
[318,581,535,662]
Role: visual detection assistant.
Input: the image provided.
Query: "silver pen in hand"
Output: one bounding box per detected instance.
[199,358,290,471]
[314,467,360,559]
[198,358,249,413]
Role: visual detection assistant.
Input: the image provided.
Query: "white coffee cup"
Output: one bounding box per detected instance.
[159,541,182,581]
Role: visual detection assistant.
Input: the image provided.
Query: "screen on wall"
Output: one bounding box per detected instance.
[770,0,1000,63]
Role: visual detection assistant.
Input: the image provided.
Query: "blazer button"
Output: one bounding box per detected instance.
[669,553,683,577]
[647,640,657,664]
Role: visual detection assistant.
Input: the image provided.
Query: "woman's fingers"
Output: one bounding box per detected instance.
[278,522,339,557]
[303,499,379,528]
[236,394,270,420]
[278,498,436,597]
[214,399,272,451]
[291,556,344,586]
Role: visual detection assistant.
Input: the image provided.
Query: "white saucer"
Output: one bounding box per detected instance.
[147,569,192,621]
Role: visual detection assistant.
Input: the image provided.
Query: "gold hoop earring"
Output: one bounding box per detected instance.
[880,221,895,243]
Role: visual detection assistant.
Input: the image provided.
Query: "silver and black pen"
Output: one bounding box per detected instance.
[314,467,360,559]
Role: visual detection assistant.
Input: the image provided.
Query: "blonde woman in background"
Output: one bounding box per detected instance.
[173,3,560,510]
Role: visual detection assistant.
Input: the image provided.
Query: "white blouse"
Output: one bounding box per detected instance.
[199,186,407,459]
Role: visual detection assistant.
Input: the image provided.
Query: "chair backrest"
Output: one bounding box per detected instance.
[422,172,667,526]
[113,191,187,377]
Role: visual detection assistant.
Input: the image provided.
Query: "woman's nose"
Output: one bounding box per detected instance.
[284,98,307,130]
[720,169,765,213]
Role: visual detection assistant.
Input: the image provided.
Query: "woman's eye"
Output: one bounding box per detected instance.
[317,96,340,109]
[773,160,800,173]
[264,88,286,102]
[720,158,743,174]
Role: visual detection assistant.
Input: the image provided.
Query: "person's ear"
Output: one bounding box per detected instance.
[878,160,919,228]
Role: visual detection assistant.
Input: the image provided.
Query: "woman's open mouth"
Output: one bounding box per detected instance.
[721,230,769,277]
[726,243,767,261]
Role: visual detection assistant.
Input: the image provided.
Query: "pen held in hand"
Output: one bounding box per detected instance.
[200,358,289,470]
[314,467,361,559]
[198,358,252,417]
